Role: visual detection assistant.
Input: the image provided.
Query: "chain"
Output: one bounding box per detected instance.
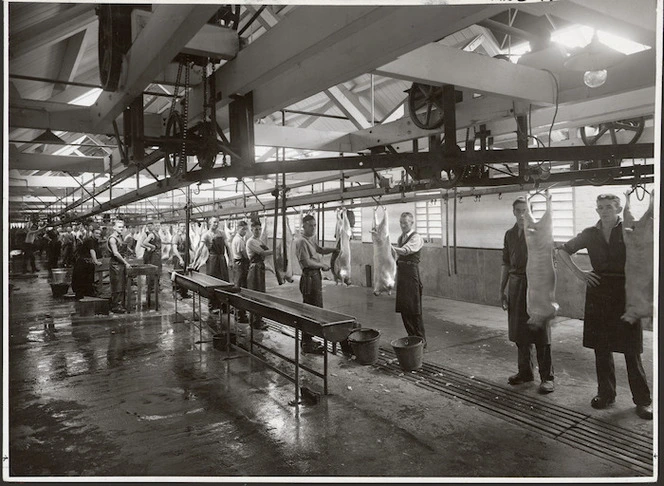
[179,58,191,174]
[202,63,208,122]
[168,62,183,124]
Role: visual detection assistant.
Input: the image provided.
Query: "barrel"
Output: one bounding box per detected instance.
[51,268,72,285]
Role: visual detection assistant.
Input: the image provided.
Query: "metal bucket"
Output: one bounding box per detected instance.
[348,328,381,365]
[51,268,72,284]
[391,336,424,371]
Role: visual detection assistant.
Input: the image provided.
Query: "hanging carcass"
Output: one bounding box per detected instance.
[159,224,173,262]
[331,207,352,286]
[523,191,559,326]
[371,206,397,295]
[621,190,654,324]
[260,216,295,285]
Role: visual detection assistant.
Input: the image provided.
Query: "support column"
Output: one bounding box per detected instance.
[229,92,255,172]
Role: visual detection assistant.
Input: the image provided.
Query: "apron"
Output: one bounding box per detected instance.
[300,268,323,307]
[584,274,642,354]
[206,234,229,281]
[143,231,162,268]
[507,274,551,345]
[247,255,266,292]
[107,235,128,307]
[234,258,250,288]
[395,232,422,315]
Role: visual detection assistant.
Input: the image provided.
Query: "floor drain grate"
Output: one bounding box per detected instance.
[376,346,653,476]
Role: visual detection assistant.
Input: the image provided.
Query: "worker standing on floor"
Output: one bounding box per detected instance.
[45,229,61,278]
[197,216,231,314]
[232,220,250,323]
[141,220,162,296]
[245,219,272,330]
[71,226,103,299]
[22,222,42,273]
[500,197,555,394]
[392,212,427,347]
[295,214,337,354]
[107,219,132,314]
[557,193,652,420]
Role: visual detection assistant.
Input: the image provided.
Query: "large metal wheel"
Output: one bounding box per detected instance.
[96,5,132,92]
[580,117,645,146]
[165,112,185,176]
[579,117,645,185]
[408,83,446,130]
[435,167,465,189]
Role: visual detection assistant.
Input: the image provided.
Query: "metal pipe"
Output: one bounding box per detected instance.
[453,187,457,275]
[282,172,288,272]
[8,74,180,98]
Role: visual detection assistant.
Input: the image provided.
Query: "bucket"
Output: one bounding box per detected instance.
[50,283,70,298]
[347,328,381,365]
[391,336,424,371]
[51,268,72,285]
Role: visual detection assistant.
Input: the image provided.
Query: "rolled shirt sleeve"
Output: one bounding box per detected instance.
[400,232,423,254]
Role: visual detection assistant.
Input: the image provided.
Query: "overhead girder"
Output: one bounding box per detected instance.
[67,141,653,222]
[189,4,503,124]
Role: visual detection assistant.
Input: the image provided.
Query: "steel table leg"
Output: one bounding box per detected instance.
[294,321,300,408]
[324,337,328,395]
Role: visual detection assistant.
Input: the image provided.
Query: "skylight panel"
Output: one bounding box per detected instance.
[68,88,103,106]
[551,25,650,54]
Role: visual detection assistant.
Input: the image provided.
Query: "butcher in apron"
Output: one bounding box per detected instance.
[107,219,132,314]
[202,217,230,313]
[393,212,426,346]
[246,219,272,329]
[558,193,652,420]
[499,197,554,394]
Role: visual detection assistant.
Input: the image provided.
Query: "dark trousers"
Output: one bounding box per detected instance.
[234,259,249,321]
[401,313,426,343]
[23,243,37,272]
[594,349,651,406]
[517,343,553,381]
[300,270,323,346]
[173,258,189,298]
[109,261,126,311]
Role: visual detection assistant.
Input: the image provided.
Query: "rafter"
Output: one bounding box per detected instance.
[53,28,93,95]
[9,4,97,59]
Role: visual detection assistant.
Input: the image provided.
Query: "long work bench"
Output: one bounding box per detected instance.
[215,287,357,406]
[172,270,234,342]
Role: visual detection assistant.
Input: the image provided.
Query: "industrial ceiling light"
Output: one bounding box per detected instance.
[563,32,626,88]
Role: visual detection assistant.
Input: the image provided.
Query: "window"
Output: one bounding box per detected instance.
[415,198,443,244]
[528,187,575,243]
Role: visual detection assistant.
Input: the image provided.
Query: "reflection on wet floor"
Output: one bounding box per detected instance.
[6,265,655,479]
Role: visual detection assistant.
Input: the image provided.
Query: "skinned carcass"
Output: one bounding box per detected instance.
[371,206,396,295]
[134,225,147,260]
[189,222,208,271]
[621,190,654,324]
[159,225,172,262]
[523,191,559,326]
[330,207,352,286]
[260,216,295,285]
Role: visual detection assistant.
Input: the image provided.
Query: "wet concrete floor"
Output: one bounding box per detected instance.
[5,260,656,480]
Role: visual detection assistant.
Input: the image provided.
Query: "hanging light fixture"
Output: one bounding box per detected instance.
[563,32,626,88]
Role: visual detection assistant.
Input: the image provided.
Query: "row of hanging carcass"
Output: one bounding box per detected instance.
[128,190,653,325]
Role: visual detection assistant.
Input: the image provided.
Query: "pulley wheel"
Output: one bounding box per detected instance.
[195,122,218,170]
[165,112,184,176]
[436,167,466,189]
[408,83,445,130]
[580,117,645,146]
[97,5,132,91]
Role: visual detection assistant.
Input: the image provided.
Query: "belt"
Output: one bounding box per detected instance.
[397,260,419,265]
[234,258,249,264]
[597,273,625,278]
[302,267,320,273]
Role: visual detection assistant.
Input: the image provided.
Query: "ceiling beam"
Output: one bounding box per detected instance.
[250,4,503,120]
[9,98,164,136]
[324,85,372,129]
[189,5,387,120]
[53,28,93,95]
[130,9,239,61]
[91,4,219,130]
[9,4,97,60]
[373,43,556,105]
[9,152,106,174]
[254,125,350,151]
